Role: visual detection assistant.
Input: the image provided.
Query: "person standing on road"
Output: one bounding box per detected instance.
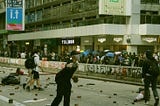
[142,50,159,106]
[25,50,43,91]
[51,55,78,106]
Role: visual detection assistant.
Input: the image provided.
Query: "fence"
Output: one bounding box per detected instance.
[0,57,142,80]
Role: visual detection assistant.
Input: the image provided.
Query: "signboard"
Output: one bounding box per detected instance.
[99,0,132,16]
[6,0,25,31]
[60,38,80,45]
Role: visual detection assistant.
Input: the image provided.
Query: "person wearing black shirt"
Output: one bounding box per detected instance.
[51,56,78,106]
[142,50,159,106]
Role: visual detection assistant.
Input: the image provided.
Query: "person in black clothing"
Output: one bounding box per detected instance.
[142,50,159,106]
[51,55,78,106]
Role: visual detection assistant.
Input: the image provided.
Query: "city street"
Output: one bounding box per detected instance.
[0,66,159,106]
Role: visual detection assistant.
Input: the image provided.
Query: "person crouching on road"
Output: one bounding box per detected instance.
[51,55,78,106]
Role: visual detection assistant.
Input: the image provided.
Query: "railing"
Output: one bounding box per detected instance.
[1,57,160,86]
[0,57,142,80]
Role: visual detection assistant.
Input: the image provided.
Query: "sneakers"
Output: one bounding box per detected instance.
[26,86,30,92]
[134,99,137,102]
[23,83,26,89]
[33,85,37,89]
[145,101,149,105]
[38,87,44,91]
[154,98,159,106]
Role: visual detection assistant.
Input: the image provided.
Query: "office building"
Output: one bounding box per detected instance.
[0,0,160,56]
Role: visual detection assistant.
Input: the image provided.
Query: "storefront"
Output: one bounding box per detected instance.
[59,37,80,55]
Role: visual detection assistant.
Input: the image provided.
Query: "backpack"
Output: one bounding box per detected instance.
[1,75,20,85]
[147,59,160,77]
[25,56,36,69]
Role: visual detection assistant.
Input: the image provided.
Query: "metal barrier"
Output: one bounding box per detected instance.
[0,57,148,83]
[82,64,142,80]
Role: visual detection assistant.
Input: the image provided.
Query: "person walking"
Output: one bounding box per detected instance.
[51,55,78,106]
[25,50,43,91]
[142,50,159,106]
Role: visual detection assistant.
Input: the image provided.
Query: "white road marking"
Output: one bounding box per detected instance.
[0,95,26,106]
[23,98,47,103]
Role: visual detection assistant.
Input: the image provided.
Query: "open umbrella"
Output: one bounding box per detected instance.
[92,50,99,55]
[104,50,110,53]
[106,52,114,57]
[115,51,121,55]
[70,50,80,56]
[82,51,89,56]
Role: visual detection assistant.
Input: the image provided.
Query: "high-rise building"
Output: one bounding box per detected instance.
[0,0,160,56]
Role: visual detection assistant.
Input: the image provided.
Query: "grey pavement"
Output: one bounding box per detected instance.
[0,66,159,106]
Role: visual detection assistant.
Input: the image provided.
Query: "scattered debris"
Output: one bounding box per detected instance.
[77,85,83,87]
[86,83,95,85]
[74,104,78,106]
[49,82,56,85]
[77,96,81,98]
[15,86,19,90]
[33,98,37,100]
[46,77,50,80]
[113,101,117,103]
[108,96,112,98]
[49,94,53,96]
[113,93,117,96]
[9,93,15,95]
[8,99,13,103]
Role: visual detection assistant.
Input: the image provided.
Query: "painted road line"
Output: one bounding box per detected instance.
[23,98,47,103]
[0,95,26,106]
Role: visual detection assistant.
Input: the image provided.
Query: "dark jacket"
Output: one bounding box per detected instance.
[55,62,78,90]
[142,57,158,78]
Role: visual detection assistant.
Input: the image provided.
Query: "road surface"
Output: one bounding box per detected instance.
[0,66,159,106]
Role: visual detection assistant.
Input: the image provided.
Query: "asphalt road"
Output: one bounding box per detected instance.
[0,66,159,106]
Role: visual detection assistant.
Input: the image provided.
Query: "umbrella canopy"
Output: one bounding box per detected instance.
[70,50,80,56]
[104,50,111,52]
[115,51,122,55]
[81,51,89,56]
[106,52,114,57]
[92,51,99,55]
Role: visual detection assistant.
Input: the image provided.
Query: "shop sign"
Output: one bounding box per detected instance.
[6,0,25,31]
[62,39,75,45]
[61,38,80,45]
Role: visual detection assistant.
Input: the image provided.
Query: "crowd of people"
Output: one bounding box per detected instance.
[0,48,160,68]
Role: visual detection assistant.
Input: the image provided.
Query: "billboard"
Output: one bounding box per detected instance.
[99,0,132,16]
[6,0,25,31]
